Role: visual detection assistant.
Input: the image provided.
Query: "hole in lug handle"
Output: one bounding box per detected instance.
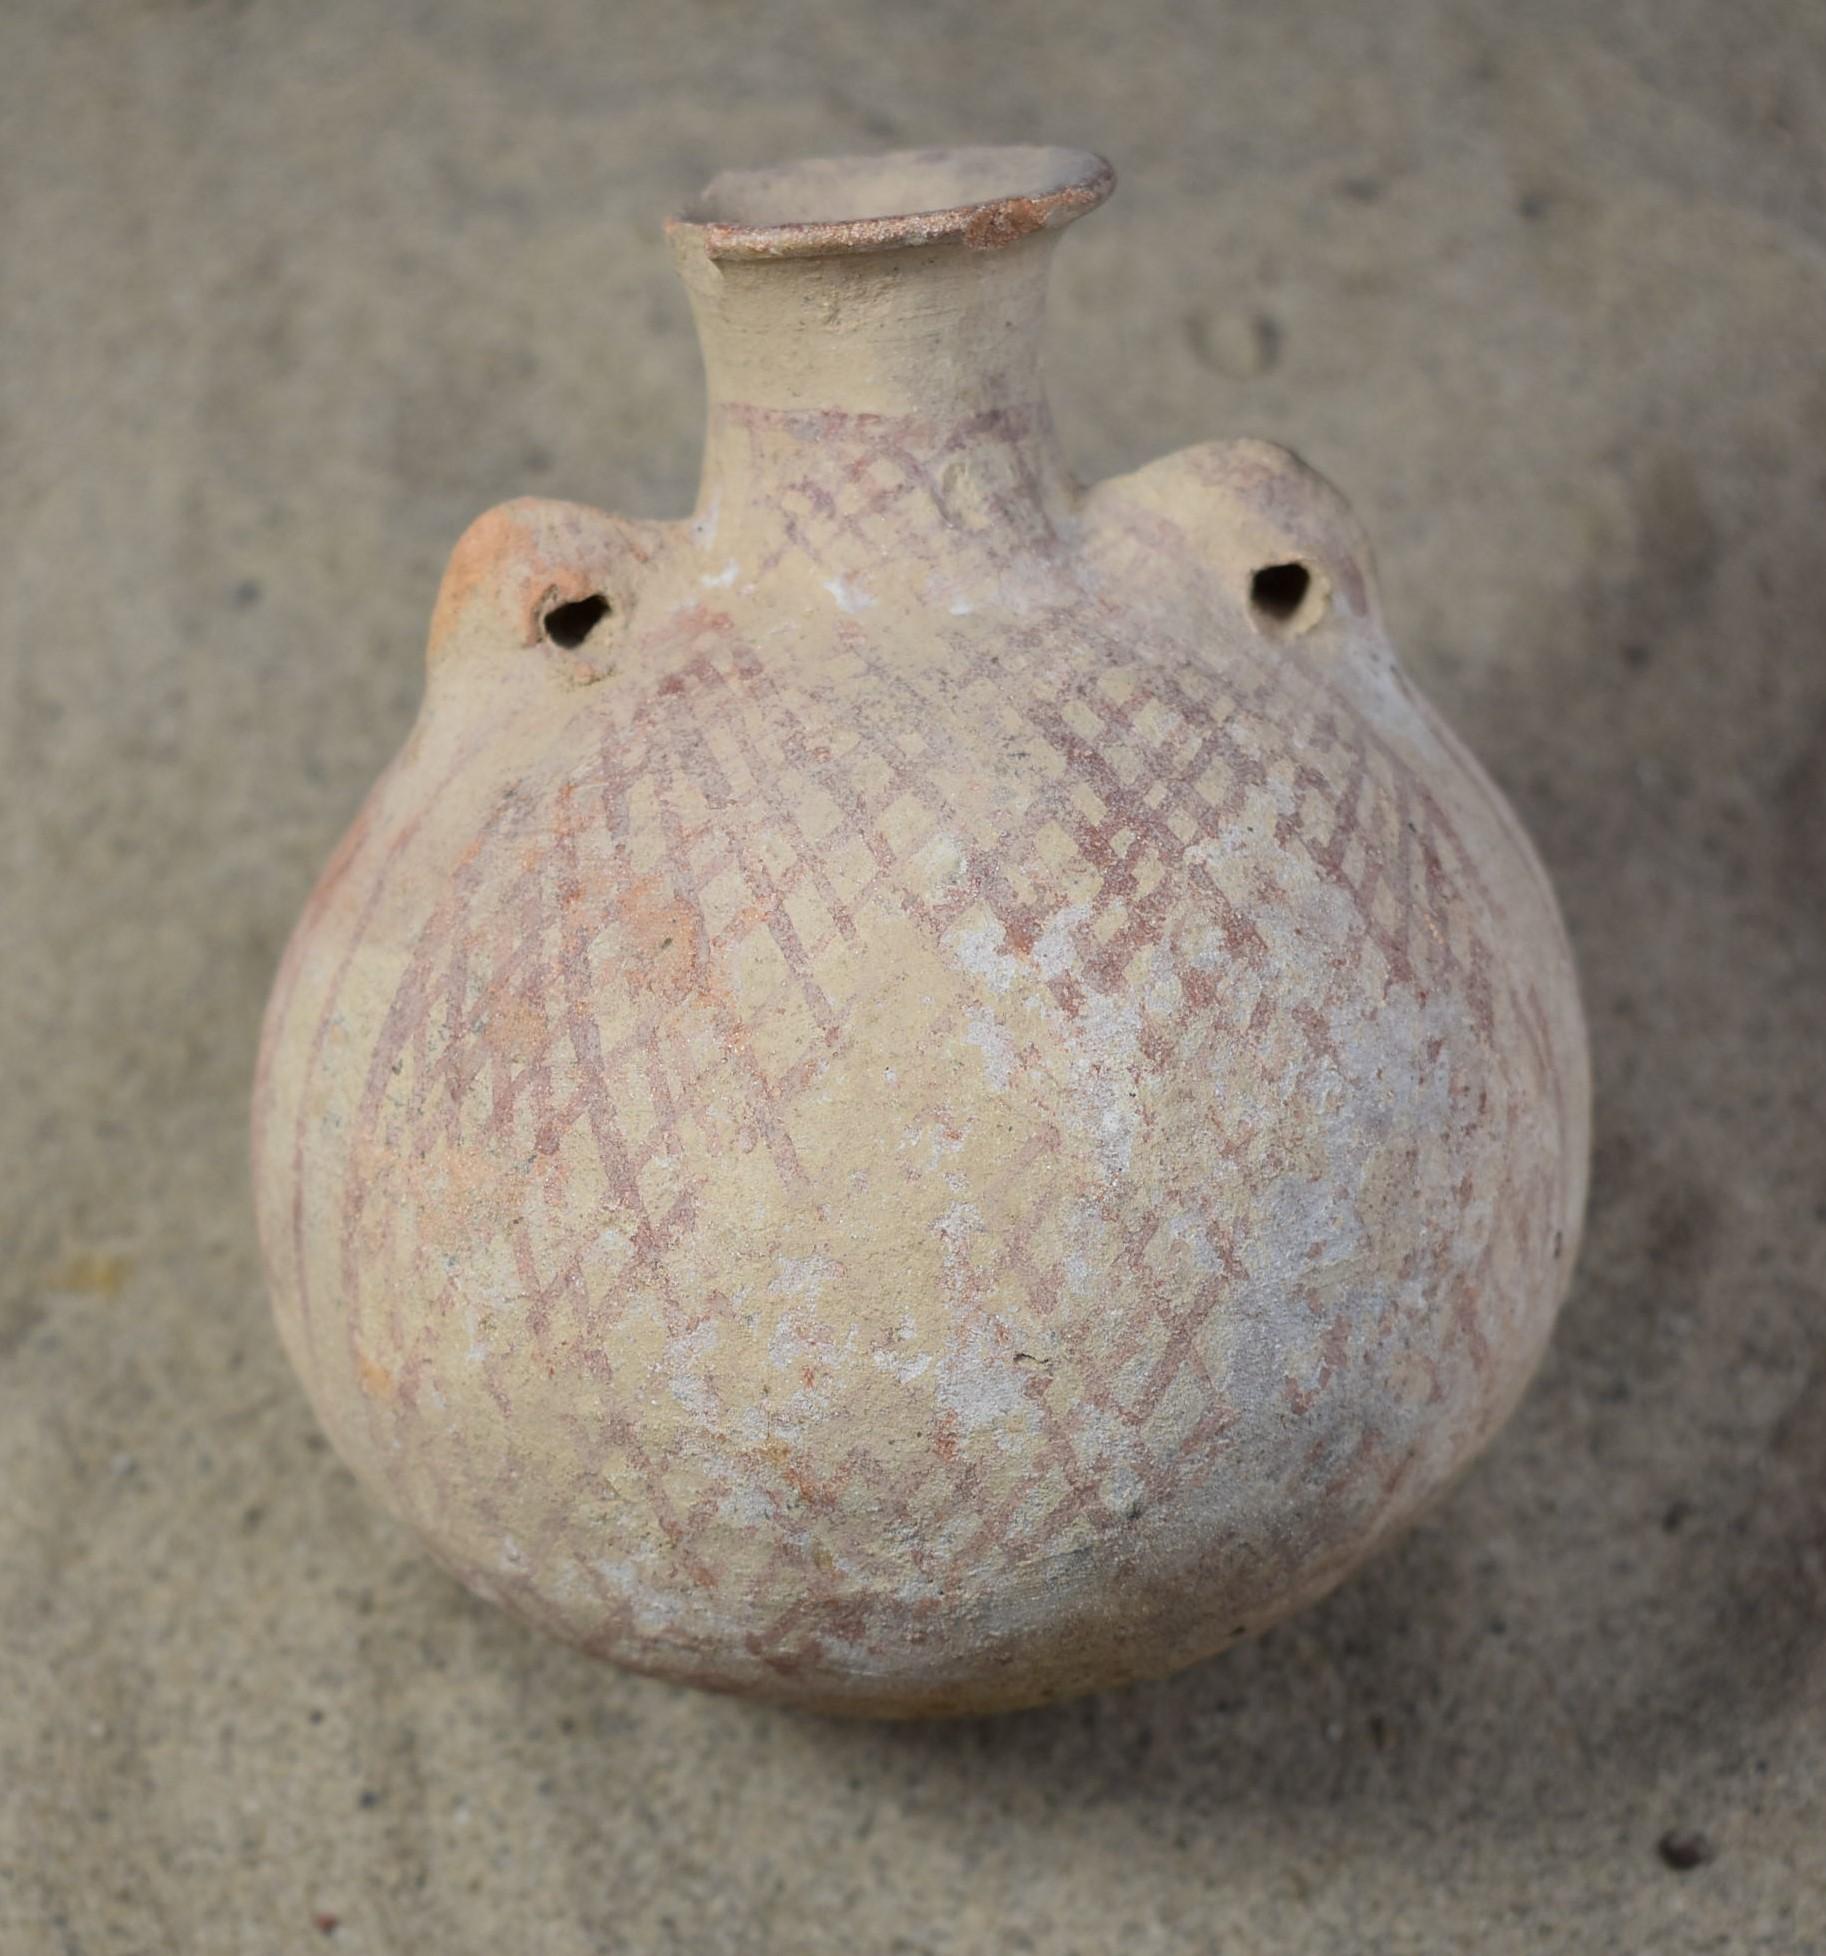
[543,593,611,649]
[1248,562,1314,630]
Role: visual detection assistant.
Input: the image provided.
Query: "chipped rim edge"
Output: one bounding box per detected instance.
[665,145,1116,262]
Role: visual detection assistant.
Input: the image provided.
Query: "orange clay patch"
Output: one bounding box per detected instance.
[427,501,601,661]
[354,1346,397,1400]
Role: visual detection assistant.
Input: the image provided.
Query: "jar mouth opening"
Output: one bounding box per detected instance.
[667,144,1114,261]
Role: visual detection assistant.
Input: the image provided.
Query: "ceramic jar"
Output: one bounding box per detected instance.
[253,146,1590,1715]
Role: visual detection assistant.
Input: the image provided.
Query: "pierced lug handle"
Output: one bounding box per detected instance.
[426,497,664,683]
[1083,438,1380,639]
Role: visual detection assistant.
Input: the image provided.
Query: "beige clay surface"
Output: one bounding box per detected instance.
[255,143,1588,1715]
[4,0,1825,1947]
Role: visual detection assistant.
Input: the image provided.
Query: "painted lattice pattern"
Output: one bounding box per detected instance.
[321,419,1563,1672]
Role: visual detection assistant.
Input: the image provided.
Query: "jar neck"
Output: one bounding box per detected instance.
[670,231,1076,561]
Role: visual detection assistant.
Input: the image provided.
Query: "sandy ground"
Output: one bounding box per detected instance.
[4,3,1824,1950]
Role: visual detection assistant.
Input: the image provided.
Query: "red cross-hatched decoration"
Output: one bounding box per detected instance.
[259,405,1581,1704]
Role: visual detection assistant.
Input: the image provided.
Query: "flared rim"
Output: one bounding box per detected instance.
[666,144,1115,261]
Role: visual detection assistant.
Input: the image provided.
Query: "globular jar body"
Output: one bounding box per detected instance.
[253,147,1590,1715]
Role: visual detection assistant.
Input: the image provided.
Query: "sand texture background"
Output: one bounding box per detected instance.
[3,3,1824,1950]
